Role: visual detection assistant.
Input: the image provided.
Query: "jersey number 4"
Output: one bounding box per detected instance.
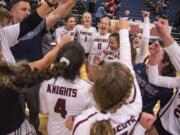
[54,98,67,118]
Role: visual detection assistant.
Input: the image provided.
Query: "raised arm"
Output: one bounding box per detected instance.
[119,19,132,70]
[148,65,180,88]
[148,43,180,88]
[29,34,72,70]
[136,11,150,63]
[46,0,78,31]
[154,18,180,73]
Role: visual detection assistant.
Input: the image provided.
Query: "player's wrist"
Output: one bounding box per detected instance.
[46,0,57,7]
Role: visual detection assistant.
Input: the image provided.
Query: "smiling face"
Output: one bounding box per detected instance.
[65,17,76,30]
[133,33,142,48]
[82,12,92,27]
[109,36,119,50]
[99,17,110,35]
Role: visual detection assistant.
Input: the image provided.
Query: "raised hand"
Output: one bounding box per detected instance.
[142,11,150,18]
[154,18,170,39]
[58,34,73,46]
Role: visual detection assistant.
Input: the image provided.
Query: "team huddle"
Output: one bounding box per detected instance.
[0,0,179,135]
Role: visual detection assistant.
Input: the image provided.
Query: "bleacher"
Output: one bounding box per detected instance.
[71,0,180,44]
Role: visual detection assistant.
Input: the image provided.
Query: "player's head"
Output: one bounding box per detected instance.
[64,14,76,30]
[133,33,142,48]
[99,16,111,35]
[109,33,119,50]
[54,42,85,81]
[148,41,176,77]
[82,12,92,27]
[90,62,133,135]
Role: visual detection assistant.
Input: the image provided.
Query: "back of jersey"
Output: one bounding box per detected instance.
[39,77,93,135]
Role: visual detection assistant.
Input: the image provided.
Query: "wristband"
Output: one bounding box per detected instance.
[46,0,55,7]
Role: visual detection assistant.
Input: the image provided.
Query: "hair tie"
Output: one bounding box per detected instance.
[96,112,111,121]
[60,57,70,66]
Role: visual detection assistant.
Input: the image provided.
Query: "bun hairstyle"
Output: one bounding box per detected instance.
[0,42,85,93]
[55,41,85,81]
[90,62,133,135]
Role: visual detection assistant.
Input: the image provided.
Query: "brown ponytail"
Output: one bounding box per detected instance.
[0,61,67,93]
[0,42,85,93]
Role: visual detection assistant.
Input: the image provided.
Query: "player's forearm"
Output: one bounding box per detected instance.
[37,0,57,18]
[164,41,180,73]
[29,43,61,70]
[46,0,78,31]
[161,34,175,47]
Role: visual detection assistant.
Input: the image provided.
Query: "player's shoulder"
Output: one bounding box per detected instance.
[56,26,65,32]
[78,79,94,87]
[74,106,97,125]
[90,26,97,32]
[75,24,82,29]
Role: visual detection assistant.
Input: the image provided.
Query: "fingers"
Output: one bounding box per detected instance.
[142,11,150,18]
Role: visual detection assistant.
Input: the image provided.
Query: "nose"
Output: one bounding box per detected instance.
[26,11,30,15]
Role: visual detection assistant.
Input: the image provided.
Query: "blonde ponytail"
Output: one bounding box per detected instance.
[90,120,115,135]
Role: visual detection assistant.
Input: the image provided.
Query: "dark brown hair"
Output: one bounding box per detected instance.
[0,42,85,93]
[64,14,76,23]
[10,0,29,10]
[161,51,176,77]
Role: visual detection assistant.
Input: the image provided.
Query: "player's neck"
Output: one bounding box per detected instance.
[84,24,90,28]
[64,26,72,31]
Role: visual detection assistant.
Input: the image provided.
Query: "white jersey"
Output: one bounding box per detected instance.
[0,23,20,63]
[55,26,76,43]
[164,42,180,73]
[148,65,180,135]
[100,47,120,62]
[39,77,94,135]
[73,29,142,135]
[89,32,109,66]
[159,89,180,135]
[75,25,96,53]
[72,83,142,135]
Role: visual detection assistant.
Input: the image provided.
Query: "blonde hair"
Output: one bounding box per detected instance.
[90,62,133,135]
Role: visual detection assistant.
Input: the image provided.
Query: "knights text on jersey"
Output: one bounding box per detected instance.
[39,77,94,135]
